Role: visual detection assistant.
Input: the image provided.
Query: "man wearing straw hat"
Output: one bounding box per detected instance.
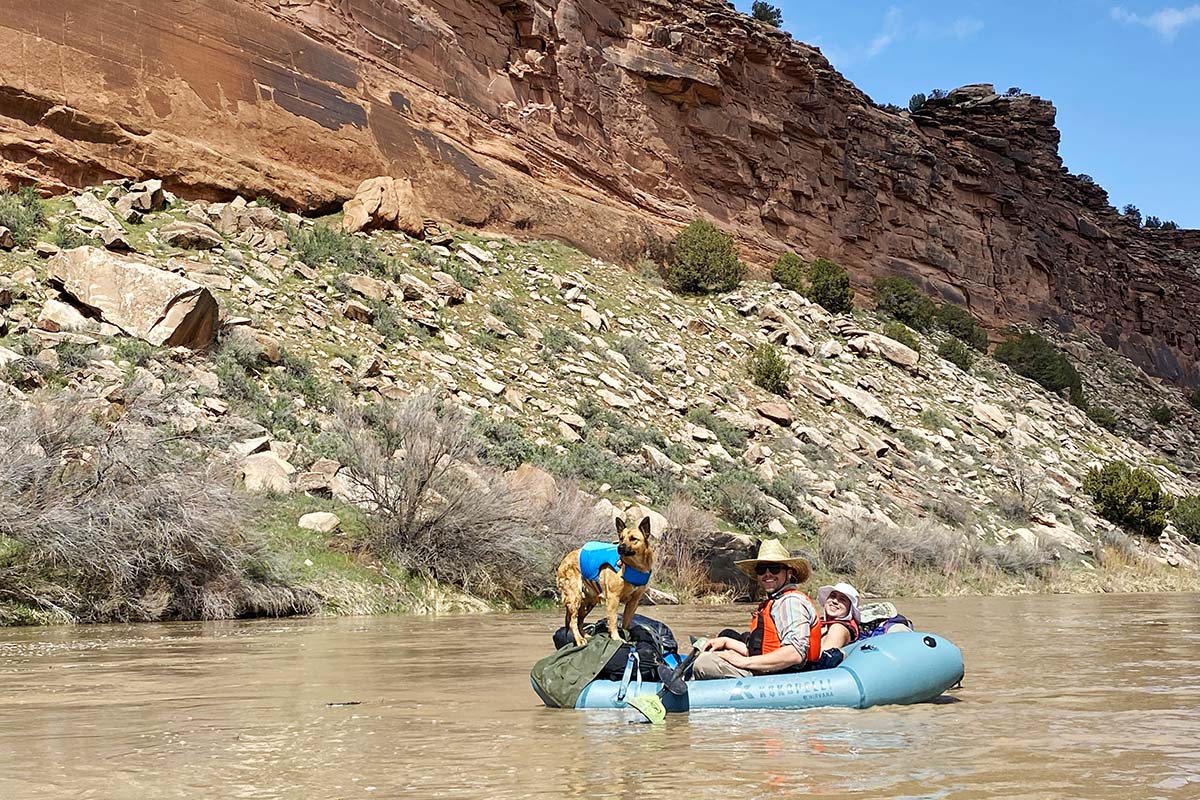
[692,539,822,679]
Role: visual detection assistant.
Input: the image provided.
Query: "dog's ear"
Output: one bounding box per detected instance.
[638,515,653,537]
[614,516,626,538]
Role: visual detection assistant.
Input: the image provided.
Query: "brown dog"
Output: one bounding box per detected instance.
[556,516,654,646]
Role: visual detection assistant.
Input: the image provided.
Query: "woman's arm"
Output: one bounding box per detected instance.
[821,622,852,650]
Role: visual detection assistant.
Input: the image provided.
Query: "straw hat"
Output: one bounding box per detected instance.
[817,582,861,623]
[735,539,811,582]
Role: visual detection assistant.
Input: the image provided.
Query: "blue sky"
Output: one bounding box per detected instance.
[734,1,1199,228]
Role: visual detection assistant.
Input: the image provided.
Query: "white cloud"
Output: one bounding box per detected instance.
[1111,5,1200,40]
[868,7,904,57]
[950,17,985,38]
[865,8,984,59]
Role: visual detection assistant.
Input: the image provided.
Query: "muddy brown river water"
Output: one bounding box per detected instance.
[2,593,1198,799]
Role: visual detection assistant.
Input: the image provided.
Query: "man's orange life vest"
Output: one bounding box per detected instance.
[746,587,822,663]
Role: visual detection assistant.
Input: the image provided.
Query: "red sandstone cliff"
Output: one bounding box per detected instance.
[0,0,1196,383]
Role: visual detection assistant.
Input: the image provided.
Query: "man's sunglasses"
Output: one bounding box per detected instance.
[754,563,787,576]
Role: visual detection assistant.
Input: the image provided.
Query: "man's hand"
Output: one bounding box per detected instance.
[701,636,749,656]
[717,650,753,670]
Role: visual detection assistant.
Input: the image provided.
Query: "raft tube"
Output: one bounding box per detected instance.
[570,631,963,712]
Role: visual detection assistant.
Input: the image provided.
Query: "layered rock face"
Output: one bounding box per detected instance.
[0,0,1196,383]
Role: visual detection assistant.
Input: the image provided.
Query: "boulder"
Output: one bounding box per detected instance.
[341,176,423,236]
[71,192,122,229]
[296,458,342,493]
[755,401,794,427]
[458,242,496,264]
[760,304,815,355]
[869,333,920,369]
[298,511,341,533]
[580,305,606,331]
[972,402,1011,436]
[696,530,758,593]
[47,247,219,349]
[641,443,683,474]
[159,221,224,250]
[36,298,94,333]
[341,273,391,301]
[240,451,295,493]
[825,379,894,427]
[622,504,668,540]
[508,463,559,510]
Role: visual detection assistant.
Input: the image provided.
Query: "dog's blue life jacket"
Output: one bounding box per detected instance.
[578,542,651,587]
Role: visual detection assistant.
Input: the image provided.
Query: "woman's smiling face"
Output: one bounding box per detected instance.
[824,591,850,619]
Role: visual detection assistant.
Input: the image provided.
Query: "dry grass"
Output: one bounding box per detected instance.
[0,389,314,625]
[816,515,1058,594]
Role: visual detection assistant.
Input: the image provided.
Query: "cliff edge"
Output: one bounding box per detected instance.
[0,0,1196,383]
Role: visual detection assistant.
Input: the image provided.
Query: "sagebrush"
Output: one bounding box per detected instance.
[330,394,602,600]
[0,391,310,624]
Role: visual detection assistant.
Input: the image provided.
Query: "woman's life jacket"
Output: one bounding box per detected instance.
[821,616,860,642]
[746,587,822,663]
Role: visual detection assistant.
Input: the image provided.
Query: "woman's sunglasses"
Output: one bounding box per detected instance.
[754,563,787,576]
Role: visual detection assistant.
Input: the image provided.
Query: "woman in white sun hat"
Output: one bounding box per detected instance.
[817,581,861,650]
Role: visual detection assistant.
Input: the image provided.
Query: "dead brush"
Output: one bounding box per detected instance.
[0,390,313,623]
[659,496,719,600]
[330,394,601,602]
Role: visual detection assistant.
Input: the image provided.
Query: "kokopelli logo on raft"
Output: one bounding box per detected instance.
[727,676,836,704]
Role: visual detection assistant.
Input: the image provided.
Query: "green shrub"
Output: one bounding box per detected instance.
[1082,461,1175,538]
[993,331,1085,407]
[544,442,674,505]
[773,255,854,314]
[937,338,975,371]
[874,277,936,331]
[748,343,790,396]
[1148,403,1174,425]
[771,252,805,291]
[470,415,544,470]
[615,337,657,382]
[0,187,47,247]
[1189,388,1200,410]
[805,258,855,314]
[51,219,93,249]
[489,300,525,336]
[539,326,574,362]
[881,321,919,352]
[1086,405,1119,432]
[441,260,479,290]
[934,303,988,351]
[685,407,748,453]
[288,224,391,276]
[1173,496,1200,544]
[750,0,783,26]
[666,219,745,294]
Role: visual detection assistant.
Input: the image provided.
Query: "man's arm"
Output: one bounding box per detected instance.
[718,644,805,673]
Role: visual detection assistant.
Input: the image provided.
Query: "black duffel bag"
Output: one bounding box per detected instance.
[552,614,679,680]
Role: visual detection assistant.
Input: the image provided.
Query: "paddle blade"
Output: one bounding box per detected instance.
[656,663,688,695]
[627,693,666,724]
